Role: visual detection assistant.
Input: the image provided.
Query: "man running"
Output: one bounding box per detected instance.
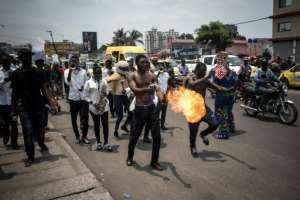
[127,55,164,171]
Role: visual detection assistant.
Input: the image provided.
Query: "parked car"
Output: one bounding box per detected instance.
[280,64,300,88]
[200,55,243,74]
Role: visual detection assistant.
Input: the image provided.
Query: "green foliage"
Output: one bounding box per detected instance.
[195,21,233,52]
[112,28,143,46]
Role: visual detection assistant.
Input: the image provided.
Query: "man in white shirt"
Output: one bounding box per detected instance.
[0,55,18,149]
[64,55,89,144]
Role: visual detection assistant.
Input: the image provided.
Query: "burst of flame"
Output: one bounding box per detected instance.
[167,86,206,123]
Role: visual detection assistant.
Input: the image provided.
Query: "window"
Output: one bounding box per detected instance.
[204,57,213,65]
[278,22,292,32]
[279,0,293,8]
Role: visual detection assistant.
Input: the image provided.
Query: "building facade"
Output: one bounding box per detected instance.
[272,0,300,63]
[44,40,80,57]
[144,28,165,55]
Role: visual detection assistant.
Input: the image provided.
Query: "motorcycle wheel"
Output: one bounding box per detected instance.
[244,99,258,116]
[278,102,298,125]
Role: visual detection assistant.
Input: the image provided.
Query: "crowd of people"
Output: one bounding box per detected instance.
[0,48,295,168]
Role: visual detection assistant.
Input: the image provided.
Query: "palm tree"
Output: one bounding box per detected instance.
[127,30,143,46]
[112,28,128,46]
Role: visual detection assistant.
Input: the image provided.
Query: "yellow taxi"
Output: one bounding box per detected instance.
[281,64,300,87]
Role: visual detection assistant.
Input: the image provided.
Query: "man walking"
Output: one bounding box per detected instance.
[11,49,56,164]
[127,55,164,171]
[64,55,90,144]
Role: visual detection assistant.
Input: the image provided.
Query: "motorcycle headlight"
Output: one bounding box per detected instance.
[283,85,288,93]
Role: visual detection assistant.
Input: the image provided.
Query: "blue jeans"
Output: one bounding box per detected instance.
[114,95,130,132]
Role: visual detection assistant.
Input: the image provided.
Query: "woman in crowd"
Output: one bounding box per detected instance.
[213,52,238,139]
[84,64,112,151]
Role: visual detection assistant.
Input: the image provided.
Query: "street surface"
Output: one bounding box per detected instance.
[50,89,300,200]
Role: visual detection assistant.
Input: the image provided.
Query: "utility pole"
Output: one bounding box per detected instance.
[46,30,59,55]
[46,30,61,63]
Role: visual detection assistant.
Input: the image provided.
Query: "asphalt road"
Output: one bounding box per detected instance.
[50,89,300,200]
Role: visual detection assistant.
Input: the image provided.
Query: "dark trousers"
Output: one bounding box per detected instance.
[188,106,218,148]
[0,105,18,145]
[43,106,48,128]
[160,102,168,127]
[69,100,89,139]
[107,92,115,116]
[144,102,167,139]
[90,111,109,144]
[114,95,130,132]
[128,104,161,164]
[19,110,45,158]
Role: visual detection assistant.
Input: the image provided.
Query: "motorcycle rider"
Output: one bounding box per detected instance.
[254,59,279,112]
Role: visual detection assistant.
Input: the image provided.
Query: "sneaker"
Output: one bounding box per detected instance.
[201,135,209,146]
[126,158,134,166]
[190,147,198,157]
[25,156,34,167]
[103,144,113,151]
[96,142,103,151]
[81,137,91,144]
[161,126,168,131]
[121,125,129,133]
[143,137,152,143]
[40,143,49,152]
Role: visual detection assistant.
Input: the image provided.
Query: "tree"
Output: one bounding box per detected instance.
[112,28,128,46]
[112,29,143,46]
[195,21,233,52]
[127,30,143,46]
[178,33,194,40]
[99,44,109,53]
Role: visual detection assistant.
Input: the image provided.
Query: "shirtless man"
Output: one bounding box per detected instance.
[127,55,164,171]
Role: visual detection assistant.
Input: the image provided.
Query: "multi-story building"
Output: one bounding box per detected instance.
[144,28,165,55]
[44,40,80,57]
[272,0,300,63]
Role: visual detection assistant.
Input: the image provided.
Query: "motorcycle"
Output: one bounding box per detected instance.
[239,81,298,125]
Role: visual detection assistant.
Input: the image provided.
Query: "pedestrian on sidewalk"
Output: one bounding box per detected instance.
[64,55,90,144]
[11,49,57,164]
[127,55,164,171]
[63,61,70,101]
[83,64,112,151]
[103,58,115,118]
[0,54,18,149]
[107,61,131,138]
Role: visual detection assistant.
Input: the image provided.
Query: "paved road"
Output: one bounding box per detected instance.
[50,89,300,200]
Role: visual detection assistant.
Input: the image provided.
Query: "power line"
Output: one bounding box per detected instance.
[234,16,272,25]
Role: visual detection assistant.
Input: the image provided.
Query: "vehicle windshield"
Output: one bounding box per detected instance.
[125,53,146,60]
[229,57,243,66]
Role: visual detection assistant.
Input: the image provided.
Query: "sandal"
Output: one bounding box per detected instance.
[103,144,113,152]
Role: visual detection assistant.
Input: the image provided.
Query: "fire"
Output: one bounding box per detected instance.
[167,86,206,123]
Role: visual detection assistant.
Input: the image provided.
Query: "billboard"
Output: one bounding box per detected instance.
[82,32,97,53]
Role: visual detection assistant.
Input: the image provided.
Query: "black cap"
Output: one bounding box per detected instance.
[17,48,35,57]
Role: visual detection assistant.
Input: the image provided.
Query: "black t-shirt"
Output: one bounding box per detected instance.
[11,67,46,112]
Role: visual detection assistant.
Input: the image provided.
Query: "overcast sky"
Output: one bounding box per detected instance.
[0,0,273,51]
